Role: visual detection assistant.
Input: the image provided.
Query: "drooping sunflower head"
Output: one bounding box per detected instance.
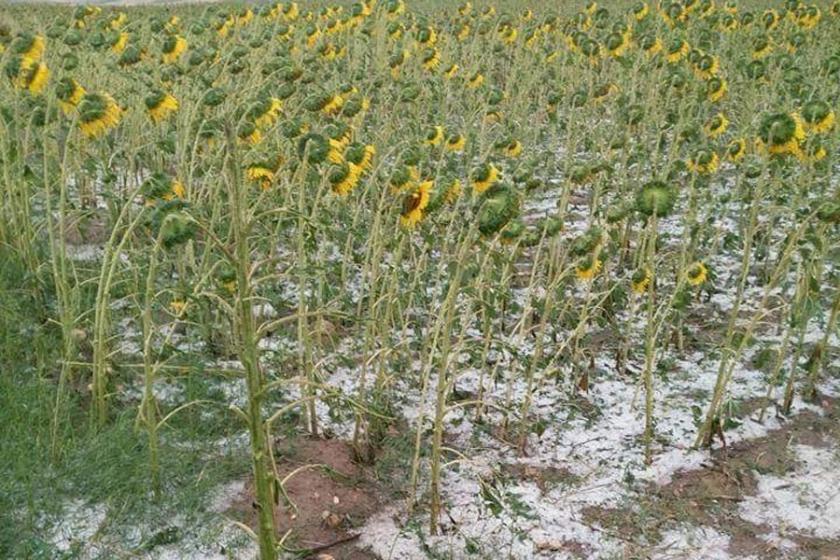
[471,162,500,195]
[704,113,729,139]
[605,31,629,57]
[686,146,720,174]
[78,93,122,138]
[425,125,445,146]
[631,267,653,294]
[797,137,828,163]
[247,96,283,129]
[161,35,187,63]
[666,38,690,63]
[706,77,727,103]
[633,2,650,21]
[145,90,179,123]
[752,35,773,59]
[446,133,466,153]
[726,138,747,162]
[636,180,676,217]
[421,47,440,71]
[757,112,805,155]
[400,180,433,228]
[11,33,45,62]
[328,162,363,196]
[142,172,185,205]
[467,71,485,89]
[686,261,708,286]
[694,54,719,79]
[56,77,85,113]
[640,34,663,56]
[575,255,603,282]
[477,184,519,237]
[237,121,262,145]
[800,100,835,134]
[571,226,605,258]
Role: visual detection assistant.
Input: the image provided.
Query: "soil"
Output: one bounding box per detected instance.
[229,438,382,560]
[581,396,840,559]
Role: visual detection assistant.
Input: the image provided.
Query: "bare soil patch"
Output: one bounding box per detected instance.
[228,438,383,559]
[582,396,840,558]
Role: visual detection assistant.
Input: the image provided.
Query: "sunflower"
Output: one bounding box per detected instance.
[499,26,518,45]
[800,100,835,134]
[797,7,821,29]
[633,2,650,21]
[693,54,719,79]
[457,24,471,42]
[169,298,187,317]
[246,165,274,185]
[632,268,652,294]
[145,91,179,123]
[443,63,459,79]
[162,35,187,63]
[666,38,690,63]
[443,178,462,203]
[726,138,747,162]
[757,112,805,156]
[327,138,346,164]
[719,14,739,31]
[467,72,485,89]
[797,138,827,163]
[706,77,727,103]
[686,147,720,174]
[704,113,729,139]
[9,57,50,95]
[752,36,773,60]
[763,8,781,29]
[283,2,299,21]
[425,125,445,146]
[346,144,376,172]
[504,140,523,158]
[56,77,86,114]
[142,173,185,205]
[606,32,629,58]
[421,48,440,71]
[446,133,466,152]
[329,162,363,196]
[458,2,472,16]
[400,180,432,227]
[321,93,344,115]
[12,33,45,63]
[238,122,262,145]
[575,256,602,282]
[108,12,128,31]
[471,163,500,194]
[78,93,122,138]
[251,97,283,129]
[686,261,708,286]
[110,32,129,54]
[641,35,663,56]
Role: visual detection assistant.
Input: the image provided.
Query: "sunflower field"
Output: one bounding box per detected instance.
[1,0,839,558]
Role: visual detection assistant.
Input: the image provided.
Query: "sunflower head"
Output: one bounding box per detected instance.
[687,146,720,174]
[706,77,727,102]
[298,133,330,164]
[400,180,433,228]
[471,162,500,194]
[476,184,519,236]
[686,261,709,286]
[800,100,835,133]
[636,180,676,217]
[631,268,653,294]
[727,138,747,162]
[757,112,805,155]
